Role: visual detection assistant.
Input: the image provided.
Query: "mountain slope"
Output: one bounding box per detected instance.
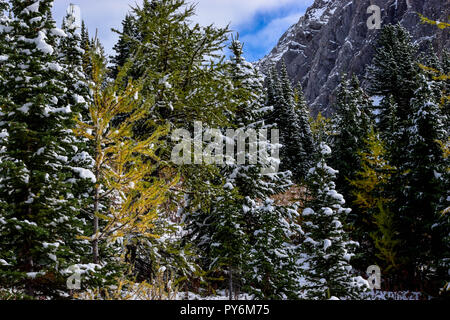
[256,0,449,115]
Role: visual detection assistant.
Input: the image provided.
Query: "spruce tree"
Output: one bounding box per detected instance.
[267,63,309,183]
[330,75,371,199]
[187,186,248,299]
[329,75,372,270]
[396,73,448,289]
[0,0,10,87]
[0,0,92,298]
[58,9,91,116]
[367,23,449,290]
[226,42,300,299]
[366,24,420,122]
[122,0,232,131]
[110,14,137,79]
[58,8,94,199]
[80,20,92,78]
[185,40,300,299]
[105,0,233,287]
[300,142,368,299]
[366,24,419,180]
[294,84,315,165]
[244,198,301,299]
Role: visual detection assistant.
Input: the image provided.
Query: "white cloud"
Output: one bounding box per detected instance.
[240,13,301,61]
[192,0,311,27]
[52,0,311,59]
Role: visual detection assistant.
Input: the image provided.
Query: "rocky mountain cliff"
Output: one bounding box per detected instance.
[256,0,449,115]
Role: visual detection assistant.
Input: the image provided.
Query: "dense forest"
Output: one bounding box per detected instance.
[0,0,448,300]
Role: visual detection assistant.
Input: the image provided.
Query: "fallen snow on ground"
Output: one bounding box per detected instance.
[176,290,255,300]
[176,289,426,300]
[359,290,426,300]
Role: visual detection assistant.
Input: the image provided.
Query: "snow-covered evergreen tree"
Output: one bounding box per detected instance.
[0,0,93,298]
[226,42,300,299]
[329,75,372,268]
[187,186,248,299]
[58,8,90,115]
[0,0,10,63]
[300,142,368,300]
[366,24,420,122]
[294,84,315,166]
[330,75,371,195]
[0,0,10,83]
[267,63,309,183]
[185,39,300,299]
[244,198,301,300]
[104,0,234,287]
[368,24,449,290]
[57,7,95,211]
[397,73,448,285]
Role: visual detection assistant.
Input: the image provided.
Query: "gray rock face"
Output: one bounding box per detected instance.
[256,0,449,116]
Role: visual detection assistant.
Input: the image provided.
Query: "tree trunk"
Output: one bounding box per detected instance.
[93,184,99,264]
[228,265,233,300]
[93,161,100,264]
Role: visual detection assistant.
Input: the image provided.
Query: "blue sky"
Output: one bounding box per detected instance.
[52,0,313,62]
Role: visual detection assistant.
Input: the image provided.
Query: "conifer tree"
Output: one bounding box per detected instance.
[366,25,419,190]
[349,128,399,274]
[367,23,449,290]
[57,8,94,209]
[187,186,248,299]
[366,24,420,121]
[72,44,191,291]
[330,75,371,200]
[186,40,300,299]
[436,138,450,296]
[267,63,309,183]
[111,0,234,219]
[59,8,90,116]
[80,20,92,78]
[227,42,300,299]
[0,0,9,62]
[329,76,372,269]
[396,74,448,287]
[120,0,232,132]
[294,84,315,164]
[244,198,301,299]
[0,0,92,298]
[108,0,241,288]
[300,142,368,299]
[111,14,137,79]
[417,13,450,296]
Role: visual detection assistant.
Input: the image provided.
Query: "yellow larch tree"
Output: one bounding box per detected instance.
[349,127,400,272]
[74,45,178,264]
